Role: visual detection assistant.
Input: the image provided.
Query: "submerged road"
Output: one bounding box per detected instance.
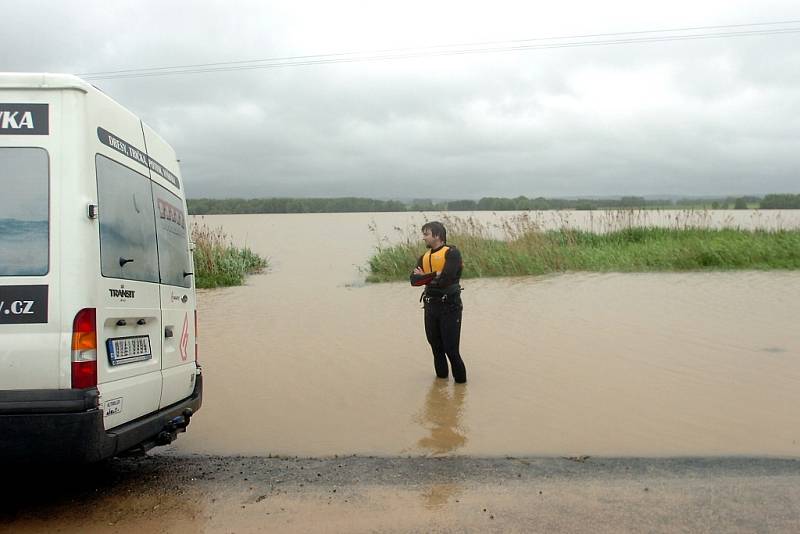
[2,455,800,533]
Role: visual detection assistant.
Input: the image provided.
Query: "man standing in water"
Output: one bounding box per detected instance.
[410,221,467,383]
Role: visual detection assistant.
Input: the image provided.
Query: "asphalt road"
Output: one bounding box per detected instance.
[2,455,800,533]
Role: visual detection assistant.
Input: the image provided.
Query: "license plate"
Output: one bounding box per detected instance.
[106,335,152,366]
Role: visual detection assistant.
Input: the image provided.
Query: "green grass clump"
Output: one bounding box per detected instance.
[192,223,268,288]
[366,214,800,282]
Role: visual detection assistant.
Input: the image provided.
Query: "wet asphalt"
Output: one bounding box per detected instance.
[2,455,800,533]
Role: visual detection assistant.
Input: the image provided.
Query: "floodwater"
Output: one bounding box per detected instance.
[173,210,800,457]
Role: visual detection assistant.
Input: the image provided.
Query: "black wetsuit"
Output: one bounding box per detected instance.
[410,245,467,383]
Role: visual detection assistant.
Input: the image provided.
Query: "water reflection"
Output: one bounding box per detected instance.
[415,380,468,455]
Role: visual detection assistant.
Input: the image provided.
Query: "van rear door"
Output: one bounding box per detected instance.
[94,153,163,427]
[142,123,197,408]
[152,183,197,408]
[0,146,58,390]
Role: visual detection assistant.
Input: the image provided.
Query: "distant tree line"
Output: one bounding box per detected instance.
[188,194,800,214]
[760,194,800,209]
[439,196,659,211]
[188,197,406,214]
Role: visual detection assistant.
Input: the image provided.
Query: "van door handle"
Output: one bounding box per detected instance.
[119,257,135,267]
[165,326,174,338]
[137,319,147,325]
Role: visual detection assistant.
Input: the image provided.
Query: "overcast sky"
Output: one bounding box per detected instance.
[3,0,799,199]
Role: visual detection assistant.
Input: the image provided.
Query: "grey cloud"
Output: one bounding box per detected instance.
[3,0,800,199]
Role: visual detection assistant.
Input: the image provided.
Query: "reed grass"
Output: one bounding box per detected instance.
[191,221,268,288]
[366,211,800,282]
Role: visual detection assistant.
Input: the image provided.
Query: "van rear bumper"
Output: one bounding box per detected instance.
[0,374,202,463]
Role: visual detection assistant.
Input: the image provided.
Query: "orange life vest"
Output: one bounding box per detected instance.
[421,246,449,274]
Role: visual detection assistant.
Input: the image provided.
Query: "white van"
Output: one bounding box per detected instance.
[0,73,202,462]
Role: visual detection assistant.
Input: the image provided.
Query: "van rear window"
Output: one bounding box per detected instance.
[153,184,192,288]
[96,155,160,283]
[0,148,49,276]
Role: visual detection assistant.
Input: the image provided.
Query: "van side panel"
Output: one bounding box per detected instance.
[0,90,62,389]
[86,91,163,429]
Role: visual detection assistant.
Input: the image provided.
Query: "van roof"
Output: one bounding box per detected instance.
[1,72,182,186]
[0,72,96,94]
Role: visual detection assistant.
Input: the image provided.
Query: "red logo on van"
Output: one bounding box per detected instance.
[179,312,189,361]
[157,198,186,229]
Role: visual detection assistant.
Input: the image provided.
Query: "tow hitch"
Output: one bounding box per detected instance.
[155,408,194,445]
[119,408,195,457]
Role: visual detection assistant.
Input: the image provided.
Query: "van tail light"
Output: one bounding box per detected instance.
[71,308,97,389]
[194,310,199,364]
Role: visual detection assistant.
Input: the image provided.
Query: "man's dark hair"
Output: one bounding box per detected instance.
[421,221,447,243]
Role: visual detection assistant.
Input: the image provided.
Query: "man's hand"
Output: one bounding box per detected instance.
[413,267,424,275]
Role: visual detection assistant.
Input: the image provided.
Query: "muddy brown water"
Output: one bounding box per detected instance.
[171,211,800,457]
